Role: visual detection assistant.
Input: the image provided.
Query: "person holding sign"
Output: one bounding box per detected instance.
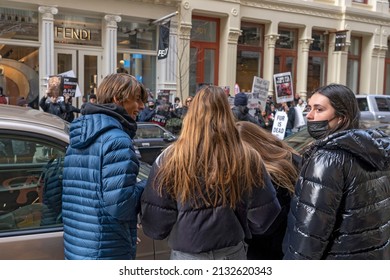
[39,91,71,120]
[141,85,281,260]
[283,84,390,260]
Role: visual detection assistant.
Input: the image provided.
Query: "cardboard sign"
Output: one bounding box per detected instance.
[251,76,269,112]
[271,111,288,140]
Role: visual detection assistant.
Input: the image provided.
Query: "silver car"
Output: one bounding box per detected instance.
[0,105,169,260]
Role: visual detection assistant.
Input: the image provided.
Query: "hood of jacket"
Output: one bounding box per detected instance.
[69,102,137,149]
[308,128,390,171]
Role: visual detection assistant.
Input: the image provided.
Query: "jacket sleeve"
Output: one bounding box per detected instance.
[283,151,344,260]
[247,169,281,235]
[101,134,144,222]
[140,161,178,240]
[39,96,49,112]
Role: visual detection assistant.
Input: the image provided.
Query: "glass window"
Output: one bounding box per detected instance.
[0,135,65,233]
[54,15,101,46]
[117,53,156,94]
[191,19,217,42]
[276,29,296,49]
[307,57,326,94]
[347,36,361,93]
[203,49,215,84]
[310,32,327,52]
[239,25,262,46]
[117,21,156,50]
[0,8,38,41]
[236,51,261,92]
[375,97,390,112]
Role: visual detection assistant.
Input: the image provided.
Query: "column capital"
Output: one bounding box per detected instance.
[104,15,122,28]
[179,22,192,40]
[38,6,58,20]
[265,34,279,48]
[228,28,242,44]
[299,38,314,51]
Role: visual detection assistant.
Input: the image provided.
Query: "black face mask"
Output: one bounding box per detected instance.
[307,120,329,139]
[307,116,337,140]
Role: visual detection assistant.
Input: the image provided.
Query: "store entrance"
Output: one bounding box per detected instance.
[54,48,101,108]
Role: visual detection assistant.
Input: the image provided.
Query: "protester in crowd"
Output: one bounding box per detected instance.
[0,86,8,104]
[138,100,156,122]
[177,96,193,119]
[63,96,81,123]
[283,83,390,259]
[173,97,182,110]
[62,73,148,260]
[236,121,301,259]
[39,91,71,120]
[280,101,295,138]
[141,85,281,260]
[232,92,261,126]
[89,94,97,104]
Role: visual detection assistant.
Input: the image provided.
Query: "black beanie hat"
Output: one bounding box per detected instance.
[234,92,248,106]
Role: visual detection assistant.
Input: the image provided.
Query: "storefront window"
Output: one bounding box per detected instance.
[117,21,156,50]
[307,31,328,96]
[236,22,264,93]
[117,53,156,94]
[0,45,39,106]
[54,15,101,46]
[276,29,296,49]
[191,19,217,42]
[347,36,361,93]
[239,25,262,47]
[0,8,38,41]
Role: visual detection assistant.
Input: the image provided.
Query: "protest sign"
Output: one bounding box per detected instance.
[271,110,288,140]
[273,72,294,104]
[251,76,269,112]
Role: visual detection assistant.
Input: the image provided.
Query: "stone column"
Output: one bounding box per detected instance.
[177,21,192,99]
[297,38,313,101]
[263,34,279,96]
[103,15,121,78]
[225,28,241,93]
[38,6,58,99]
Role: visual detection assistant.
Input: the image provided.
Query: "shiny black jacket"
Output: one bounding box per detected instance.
[283,128,390,259]
[141,150,281,254]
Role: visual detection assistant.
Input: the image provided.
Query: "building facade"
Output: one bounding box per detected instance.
[0,0,389,108]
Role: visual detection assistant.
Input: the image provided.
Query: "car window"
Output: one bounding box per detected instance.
[0,135,65,234]
[136,125,165,139]
[357,98,369,111]
[375,97,390,112]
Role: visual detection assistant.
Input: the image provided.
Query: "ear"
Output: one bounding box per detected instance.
[113,96,119,104]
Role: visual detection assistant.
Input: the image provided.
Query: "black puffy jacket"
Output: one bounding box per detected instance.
[283,128,390,259]
[141,151,281,254]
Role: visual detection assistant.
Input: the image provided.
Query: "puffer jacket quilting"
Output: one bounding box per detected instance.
[283,128,390,260]
[62,105,144,260]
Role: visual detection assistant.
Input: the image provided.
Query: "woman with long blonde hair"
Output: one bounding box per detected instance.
[236,121,301,259]
[141,86,281,260]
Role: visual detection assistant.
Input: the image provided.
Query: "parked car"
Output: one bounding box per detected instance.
[284,119,390,154]
[356,95,390,122]
[134,122,177,165]
[0,105,169,260]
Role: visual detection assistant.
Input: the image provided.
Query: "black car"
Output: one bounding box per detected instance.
[134,122,177,165]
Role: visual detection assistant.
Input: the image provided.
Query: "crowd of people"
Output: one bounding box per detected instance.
[2,74,389,260]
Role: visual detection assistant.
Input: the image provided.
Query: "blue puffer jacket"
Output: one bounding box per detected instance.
[62,103,144,260]
[283,128,390,259]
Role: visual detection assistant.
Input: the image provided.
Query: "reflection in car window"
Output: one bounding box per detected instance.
[357,99,369,111]
[0,135,65,233]
[375,97,390,112]
[136,125,164,139]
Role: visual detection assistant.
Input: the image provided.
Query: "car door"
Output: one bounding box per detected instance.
[0,132,66,260]
[373,97,390,122]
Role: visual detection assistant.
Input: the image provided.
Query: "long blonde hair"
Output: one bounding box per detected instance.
[236,121,299,193]
[156,86,264,208]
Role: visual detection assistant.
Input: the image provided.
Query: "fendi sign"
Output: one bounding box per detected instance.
[54,26,91,41]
